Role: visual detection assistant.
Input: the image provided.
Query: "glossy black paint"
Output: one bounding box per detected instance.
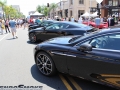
[34,28,120,89]
[28,20,55,30]
[29,21,97,42]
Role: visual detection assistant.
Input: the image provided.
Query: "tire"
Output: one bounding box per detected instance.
[35,52,57,76]
[29,33,37,43]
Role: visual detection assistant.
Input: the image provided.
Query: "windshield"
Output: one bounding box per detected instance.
[68,22,88,27]
[69,30,101,43]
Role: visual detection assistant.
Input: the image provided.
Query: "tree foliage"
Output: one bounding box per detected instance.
[0,0,25,19]
[36,3,57,17]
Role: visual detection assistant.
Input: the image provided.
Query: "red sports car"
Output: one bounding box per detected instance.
[83,21,108,29]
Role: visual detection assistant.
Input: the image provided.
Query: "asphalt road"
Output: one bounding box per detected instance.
[0,28,117,90]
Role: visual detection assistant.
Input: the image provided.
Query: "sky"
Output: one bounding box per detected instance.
[6,0,60,16]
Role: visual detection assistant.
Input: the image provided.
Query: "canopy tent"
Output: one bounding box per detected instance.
[81,12,91,17]
[54,16,59,18]
[32,12,44,16]
[91,12,98,17]
[30,12,44,18]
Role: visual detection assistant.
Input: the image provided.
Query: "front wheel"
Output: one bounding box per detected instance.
[35,52,57,76]
[29,33,37,43]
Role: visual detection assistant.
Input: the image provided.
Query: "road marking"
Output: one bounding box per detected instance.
[67,76,82,90]
[0,34,8,42]
[59,74,73,90]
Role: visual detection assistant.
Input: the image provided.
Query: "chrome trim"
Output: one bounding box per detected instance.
[93,48,120,53]
[51,51,76,57]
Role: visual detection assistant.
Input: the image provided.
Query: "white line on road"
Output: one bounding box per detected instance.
[0,34,8,42]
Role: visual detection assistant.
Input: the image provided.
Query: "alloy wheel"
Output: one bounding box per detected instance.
[29,33,37,43]
[36,54,52,75]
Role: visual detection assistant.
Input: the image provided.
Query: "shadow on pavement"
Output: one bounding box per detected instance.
[27,41,39,45]
[6,38,15,40]
[31,64,66,90]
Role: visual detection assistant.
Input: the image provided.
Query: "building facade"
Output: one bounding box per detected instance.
[50,0,97,20]
[101,0,120,18]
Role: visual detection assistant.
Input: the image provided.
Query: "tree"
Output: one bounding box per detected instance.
[0,0,7,19]
[43,6,49,16]
[8,6,17,18]
[49,3,57,18]
[36,5,42,13]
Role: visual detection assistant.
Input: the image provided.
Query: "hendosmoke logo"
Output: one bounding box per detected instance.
[0,84,43,90]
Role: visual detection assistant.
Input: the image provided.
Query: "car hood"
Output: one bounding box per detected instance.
[29,27,44,32]
[30,24,39,27]
[43,35,82,45]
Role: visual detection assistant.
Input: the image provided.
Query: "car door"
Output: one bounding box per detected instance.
[66,33,120,86]
[43,23,66,40]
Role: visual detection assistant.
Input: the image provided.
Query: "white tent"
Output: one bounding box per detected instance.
[91,12,98,17]
[32,12,44,16]
[54,16,59,18]
[81,12,91,17]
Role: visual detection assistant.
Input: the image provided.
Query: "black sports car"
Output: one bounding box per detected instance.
[29,23,38,27]
[34,28,120,89]
[28,20,55,30]
[29,21,97,43]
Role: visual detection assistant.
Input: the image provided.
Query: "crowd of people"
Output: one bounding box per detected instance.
[0,18,28,38]
[29,15,118,29]
[0,15,118,39]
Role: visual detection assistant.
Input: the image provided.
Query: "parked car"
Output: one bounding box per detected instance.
[34,28,120,89]
[29,21,97,43]
[28,20,55,31]
[83,21,108,29]
[29,23,38,27]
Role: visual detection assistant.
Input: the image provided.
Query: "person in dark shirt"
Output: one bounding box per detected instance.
[22,18,27,29]
[56,17,60,21]
[110,16,115,26]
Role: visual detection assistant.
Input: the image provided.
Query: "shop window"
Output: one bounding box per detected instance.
[79,0,84,4]
[71,0,73,5]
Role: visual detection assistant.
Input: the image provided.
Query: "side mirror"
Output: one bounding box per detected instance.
[77,44,92,52]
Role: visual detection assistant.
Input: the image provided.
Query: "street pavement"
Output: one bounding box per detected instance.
[0,27,117,90]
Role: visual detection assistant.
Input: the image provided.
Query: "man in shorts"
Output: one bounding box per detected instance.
[9,18,18,39]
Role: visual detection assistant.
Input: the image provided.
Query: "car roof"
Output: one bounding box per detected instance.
[63,28,92,31]
[70,28,120,44]
[97,28,120,34]
[43,20,58,23]
[54,21,88,28]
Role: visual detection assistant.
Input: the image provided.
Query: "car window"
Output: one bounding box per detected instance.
[46,23,68,30]
[79,33,120,50]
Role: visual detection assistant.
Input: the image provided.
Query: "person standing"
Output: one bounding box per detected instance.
[107,16,111,27]
[71,16,74,22]
[35,17,41,24]
[5,19,10,33]
[78,17,83,24]
[22,18,28,29]
[9,18,18,39]
[94,16,101,29]
[0,19,3,35]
